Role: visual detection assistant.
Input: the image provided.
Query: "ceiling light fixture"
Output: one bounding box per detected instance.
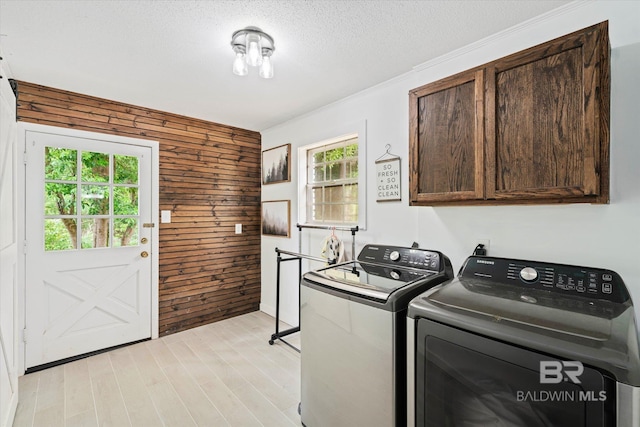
[231,27,275,79]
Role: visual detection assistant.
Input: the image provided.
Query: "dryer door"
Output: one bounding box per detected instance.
[415,319,615,426]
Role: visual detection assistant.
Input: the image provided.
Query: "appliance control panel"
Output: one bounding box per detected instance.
[460,256,629,303]
[357,244,441,272]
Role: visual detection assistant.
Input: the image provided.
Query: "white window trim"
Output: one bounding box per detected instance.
[297,122,367,230]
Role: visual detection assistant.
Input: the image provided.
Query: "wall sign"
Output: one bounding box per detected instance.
[375,145,401,202]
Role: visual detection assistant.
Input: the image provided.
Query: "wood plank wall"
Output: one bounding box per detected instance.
[16,81,262,335]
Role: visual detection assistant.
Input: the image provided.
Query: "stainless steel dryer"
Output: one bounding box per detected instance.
[300,244,453,427]
[407,256,640,427]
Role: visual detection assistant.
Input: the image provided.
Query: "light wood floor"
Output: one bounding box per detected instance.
[13,311,302,427]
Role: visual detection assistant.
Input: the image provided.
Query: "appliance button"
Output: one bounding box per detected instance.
[602,273,612,281]
[602,283,612,294]
[520,267,538,282]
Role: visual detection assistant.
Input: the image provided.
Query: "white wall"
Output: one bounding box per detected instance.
[0,55,19,427]
[260,1,640,328]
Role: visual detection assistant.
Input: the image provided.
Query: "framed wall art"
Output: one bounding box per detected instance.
[262,143,291,184]
[261,200,290,238]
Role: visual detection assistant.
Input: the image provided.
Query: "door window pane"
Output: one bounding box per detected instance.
[44,219,77,251]
[114,155,139,184]
[113,218,139,247]
[81,185,110,215]
[44,183,76,215]
[81,151,109,182]
[114,187,138,215]
[81,218,110,249]
[44,146,142,251]
[45,147,77,180]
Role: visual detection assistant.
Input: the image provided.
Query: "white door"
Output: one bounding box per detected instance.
[25,131,153,369]
[0,62,19,426]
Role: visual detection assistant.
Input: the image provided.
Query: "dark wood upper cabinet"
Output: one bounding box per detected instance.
[409,69,484,203]
[409,21,610,206]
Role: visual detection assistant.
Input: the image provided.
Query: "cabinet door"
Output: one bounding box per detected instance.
[409,69,484,205]
[486,22,609,203]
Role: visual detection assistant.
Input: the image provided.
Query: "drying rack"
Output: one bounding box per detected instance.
[270,223,359,352]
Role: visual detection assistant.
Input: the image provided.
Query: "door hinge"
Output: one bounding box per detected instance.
[22,328,27,343]
[23,151,27,165]
[23,240,27,254]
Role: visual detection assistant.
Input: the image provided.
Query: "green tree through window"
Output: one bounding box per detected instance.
[44,148,139,251]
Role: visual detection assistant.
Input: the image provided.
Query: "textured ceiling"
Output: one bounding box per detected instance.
[0,0,570,131]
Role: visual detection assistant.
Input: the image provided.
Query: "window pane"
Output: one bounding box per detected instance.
[45,183,76,215]
[344,184,358,202]
[328,204,343,222]
[312,187,323,204]
[327,163,342,181]
[114,187,138,215]
[45,219,76,251]
[346,160,358,178]
[326,185,342,203]
[113,218,138,247]
[313,152,324,163]
[313,205,323,221]
[81,185,110,215]
[81,218,110,249]
[325,147,345,161]
[81,151,109,183]
[45,147,77,180]
[313,166,325,182]
[114,155,139,184]
[345,203,358,223]
[346,143,358,158]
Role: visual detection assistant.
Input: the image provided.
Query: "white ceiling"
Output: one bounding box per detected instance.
[0,0,571,131]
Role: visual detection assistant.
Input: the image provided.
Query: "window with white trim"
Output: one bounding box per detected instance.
[306,137,358,224]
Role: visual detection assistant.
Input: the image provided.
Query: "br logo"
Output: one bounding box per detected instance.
[540,361,584,384]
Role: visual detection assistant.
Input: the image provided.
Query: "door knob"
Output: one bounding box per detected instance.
[141,251,149,258]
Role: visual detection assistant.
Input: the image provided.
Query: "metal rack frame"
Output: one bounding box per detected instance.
[269,223,359,351]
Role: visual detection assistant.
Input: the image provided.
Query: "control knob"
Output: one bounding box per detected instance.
[389,251,401,261]
[520,267,538,282]
[390,270,401,280]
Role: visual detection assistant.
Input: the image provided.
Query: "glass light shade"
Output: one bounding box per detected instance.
[259,56,274,79]
[246,33,262,67]
[232,52,248,76]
